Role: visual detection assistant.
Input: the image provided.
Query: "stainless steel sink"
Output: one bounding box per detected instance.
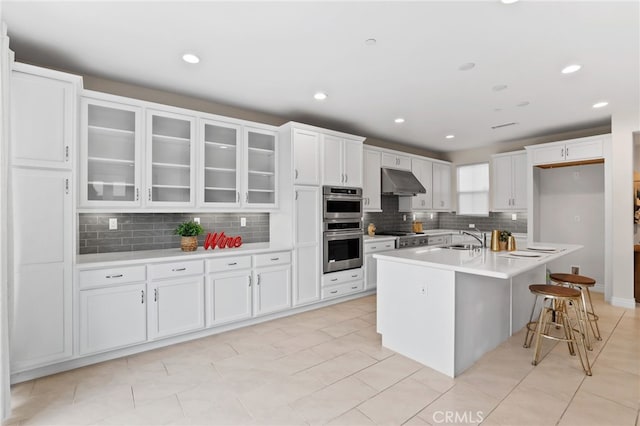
[445,243,482,250]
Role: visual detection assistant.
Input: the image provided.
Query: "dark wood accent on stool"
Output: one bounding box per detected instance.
[530,284,581,298]
[550,273,596,286]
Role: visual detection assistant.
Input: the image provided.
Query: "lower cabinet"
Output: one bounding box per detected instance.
[253,264,291,316]
[79,282,147,355]
[206,270,252,326]
[321,268,364,300]
[364,239,396,290]
[148,277,205,339]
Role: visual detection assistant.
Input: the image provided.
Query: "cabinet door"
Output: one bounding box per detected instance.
[294,186,320,306]
[412,158,433,210]
[79,283,147,355]
[511,153,528,210]
[530,144,565,165]
[343,139,363,187]
[565,138,603,162]
[363,149,381,211]
[381,152,411,170]
[11,69,76,169]
[294,245,320,306]
[491,155,513,210]
[244,127,277,207]
[364,253,377,290]
[292,129,321,185]
[433,162,452,210]
[80,98,142,207]
[254,265,291,316]
[146,110,195,207]
[10,168,72,371]
[206,271,252,326]
[201,119,242,207]
[322,134,344,186]
[295,186,320,246]
[148,277,205,339]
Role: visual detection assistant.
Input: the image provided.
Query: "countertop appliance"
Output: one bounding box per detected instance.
[375,231,447,249]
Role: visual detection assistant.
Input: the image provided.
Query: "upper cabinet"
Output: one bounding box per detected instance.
[399,158,433,211]
[363,148,381,211]
[432,162,452,211]
[10,64,81,169]
[292,128,321,185]
[244,127,278,207]
[200,119,242,207]
[529,135,604,166]
[322,135,363,187]
[381,152,411,171]
[491,151,527,211]
[80,96,142,207]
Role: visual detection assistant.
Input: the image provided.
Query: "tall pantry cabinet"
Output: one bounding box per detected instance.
[8,63,81,372]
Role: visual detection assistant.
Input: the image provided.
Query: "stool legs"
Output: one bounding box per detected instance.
[583,286,602,341]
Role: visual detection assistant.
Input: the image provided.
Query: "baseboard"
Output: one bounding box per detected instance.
[592,283,605,293]
[610,296,637,309]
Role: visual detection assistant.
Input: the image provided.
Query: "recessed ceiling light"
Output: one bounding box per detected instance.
[493,84,508,92]
[516,101,530,107]
[182,53,200,64]
[445,135,455,139]
[458,62,475,71]
[501,0,519,4]
[365,38,377,46]
[313,92,328,101]
[592,101,609,108]
[561,64,582,74]
[394,118,405,124]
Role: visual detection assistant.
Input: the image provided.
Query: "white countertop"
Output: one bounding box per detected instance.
[76,242,293,268]
[363,235,398,243]
[373,243,581,279]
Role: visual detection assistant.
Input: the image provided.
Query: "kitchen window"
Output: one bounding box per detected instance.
[457,162,489,216]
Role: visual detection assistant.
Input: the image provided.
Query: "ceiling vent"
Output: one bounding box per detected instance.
[491,122,518,130]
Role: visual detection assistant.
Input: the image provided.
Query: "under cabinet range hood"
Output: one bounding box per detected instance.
[381,168,426,196]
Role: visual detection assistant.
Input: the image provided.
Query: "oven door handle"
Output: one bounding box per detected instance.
[324,231,364,241]
[324,194,363,202]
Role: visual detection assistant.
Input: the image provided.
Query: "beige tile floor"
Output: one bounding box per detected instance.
[4,293,639,426]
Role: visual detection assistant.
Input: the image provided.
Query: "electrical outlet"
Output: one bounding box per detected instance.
[574,215,581,223]
[468,223,475,228]
[403,214,407,221]
[108,218,117,230]
[430,213,434,220]
[412,213,416,221]
[571,265,580,275]
[511,213,517,221]
[193,217,200,224]
[240,217,246,227]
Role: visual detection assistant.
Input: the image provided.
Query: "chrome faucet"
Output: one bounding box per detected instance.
[461,228,486,248]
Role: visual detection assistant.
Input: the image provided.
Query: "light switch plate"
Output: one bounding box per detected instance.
[108,218,117,230]
[193,217,200,224]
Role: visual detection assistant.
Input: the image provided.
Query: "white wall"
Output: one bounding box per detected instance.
[538,164,604,287]
[634,139,640,244]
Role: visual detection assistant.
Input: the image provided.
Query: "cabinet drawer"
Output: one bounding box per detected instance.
[207,255,251,273]
[148,260,204,280]
[427,235,450,245]
[78,265,146,289]
[322,268,363,287]
[322,281,364,300]
[253,251,291,267]
[364,241,396,253]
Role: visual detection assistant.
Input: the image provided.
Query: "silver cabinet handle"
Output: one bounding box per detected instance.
[330,290,338,294]
[148,188,152,201]
[154,288,158,302]
[65,146,70,162]
[257,274,261,285]
[295,191,298,201]
[371,246,377,249]
[351,274,358,278]
[566,147,569,157]
[141,290,145,304]
[248,275,252,287]
[136,188,140,201]
[351,286,358,290]
[106,274,123,279]
[65,178,69,194]
[561,148,564,158]
[295,169,299,179]
[236,191,239,203]
[270,257,279,261]
[172,267,186,272]
[331,278,338,282]
[245,192,249,203]
[345,174,348,183]
[228,262,237,266]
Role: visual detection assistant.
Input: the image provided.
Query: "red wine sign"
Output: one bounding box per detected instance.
[204,232,243,250]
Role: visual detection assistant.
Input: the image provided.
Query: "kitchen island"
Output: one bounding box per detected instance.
[373,243,581,377]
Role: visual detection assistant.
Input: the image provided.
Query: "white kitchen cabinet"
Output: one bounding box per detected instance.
[10,163,73,371]
[148,276,205,339]
[529,135,604,166]
[492,151,527,211]
[321,268,364,300]
[293,185,321,306]
[206,269,252,326]
[399,158,433,211]
[363,148,381,211]
[381,152,411,171]
[10,64,80,169]
[146,109,196,207]
[244,126,278,208]
[80,96,143,207]
[253,264,291,316]
[432,162,452,210]
[79,282,147,355]
[322,135,363,187]
[292,128,321,185]
[200,118,242,207]
[364,239,396,290]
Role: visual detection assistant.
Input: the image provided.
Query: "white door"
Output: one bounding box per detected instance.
[363,149,381,211]
[244,126,277,207]
[79,283,147,355]
[292,128,320,185]
[322,134,344,186]
[343,139,363,187]
[491,155,513,210]
[11,69,76,169]
[207,271,252,326]
[200,119,242,207]
[411,158,433,210]
[10,168,72,371]
[146,110,196,207]
[148,277,205,339]
[293,186,320,306]
[253,265,291,316]
[511,153,528,210]
[433,162,452,210]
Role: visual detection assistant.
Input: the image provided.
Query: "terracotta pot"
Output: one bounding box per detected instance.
[180,236,198,252]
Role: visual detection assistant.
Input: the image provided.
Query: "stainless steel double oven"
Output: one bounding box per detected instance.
[322,186,363,274]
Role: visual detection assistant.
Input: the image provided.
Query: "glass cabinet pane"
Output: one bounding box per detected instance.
[150,114,192,203]
[86,104,137,202]
[246,129,276,205]
[203,122,239,204]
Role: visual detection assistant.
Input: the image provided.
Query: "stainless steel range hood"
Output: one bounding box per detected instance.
[381,168,426,196]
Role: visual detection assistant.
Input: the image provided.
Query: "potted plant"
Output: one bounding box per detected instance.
[499,230,512,251]
[174,220,204,252]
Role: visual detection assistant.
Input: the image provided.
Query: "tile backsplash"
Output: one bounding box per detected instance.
[438,212,527,233]
[78,213,269,254]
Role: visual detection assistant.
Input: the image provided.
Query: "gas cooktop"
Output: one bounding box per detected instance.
[376,231,425,236]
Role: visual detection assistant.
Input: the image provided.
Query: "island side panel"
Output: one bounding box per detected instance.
[454,272,511,375]
[510,264,546,334]
[377,259,456,377]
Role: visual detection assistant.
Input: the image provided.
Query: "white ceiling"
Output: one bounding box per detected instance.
[3,1,639,153]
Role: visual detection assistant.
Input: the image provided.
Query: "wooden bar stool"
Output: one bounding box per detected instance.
[524,284,592,376]
[550,273,602,350]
